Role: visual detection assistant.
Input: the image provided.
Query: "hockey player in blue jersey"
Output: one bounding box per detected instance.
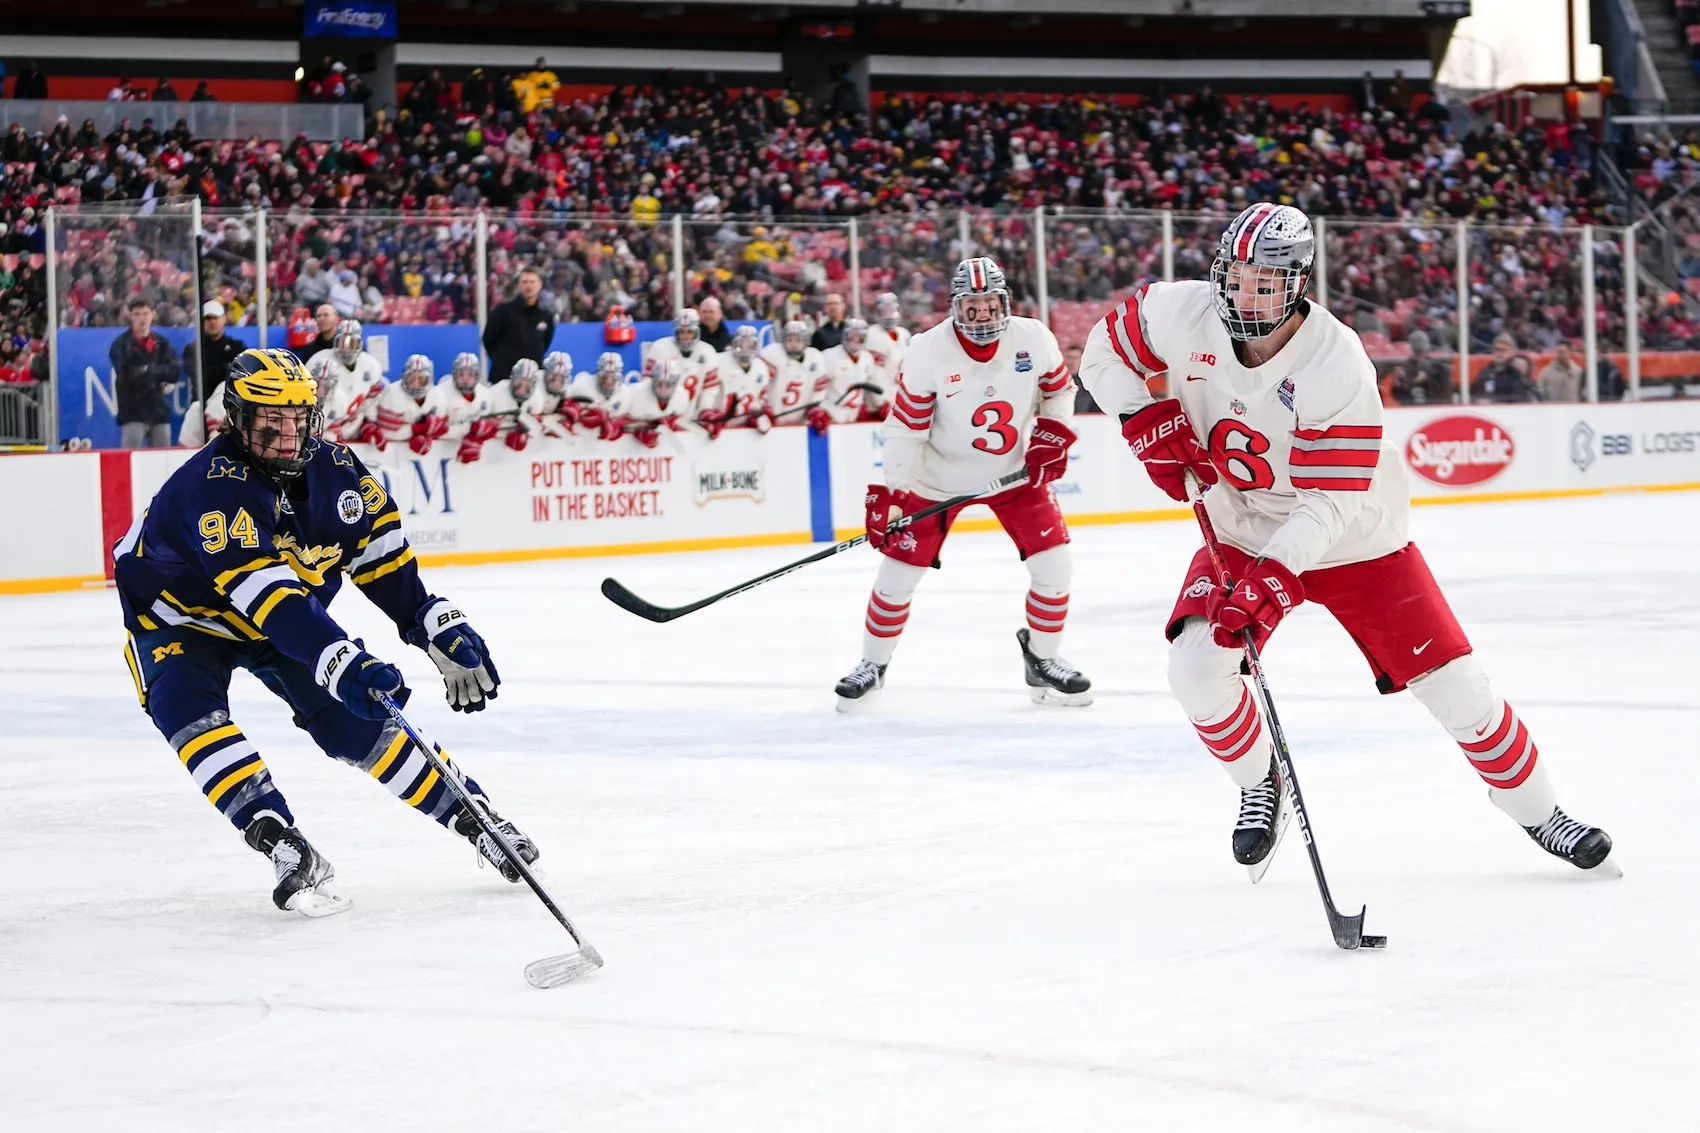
[115,348,538,916]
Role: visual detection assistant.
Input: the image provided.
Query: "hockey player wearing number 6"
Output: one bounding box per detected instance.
[113,348,540,916]
[834,256,1090,710]
[1078,202,1615,876]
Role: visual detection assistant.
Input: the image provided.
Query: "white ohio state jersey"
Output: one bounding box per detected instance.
[884,316,1074,499]
[487,377,543,438]
[566,371,617,410]
[609,375,703,428]
[368,381,435,442]
[435,382,494,438]
[646,336,719,404]
[759,343,828,420]
[820,344,881,423]
[867,324,910,389]
[1078,280,1408,574]
[318,352,384,441]
[716,352,769,417]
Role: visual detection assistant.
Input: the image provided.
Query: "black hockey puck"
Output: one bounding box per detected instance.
[1360,934,1388,949]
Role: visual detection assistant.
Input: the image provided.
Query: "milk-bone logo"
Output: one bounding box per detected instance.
[1405,414,1515,486]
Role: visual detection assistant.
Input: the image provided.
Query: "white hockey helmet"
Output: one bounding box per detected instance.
[508,357,540,401]
[950,256,1010,346]
[401,353,434,397]
[333,318,363,368]
[782,319,810,359]
[674,307,700,350]
[1211,202,1315,341]
[303,349,332,394]
[650,357,683,402]
[542,350,572,395]
[842,317,868,355]
[874,291,901,330]
[451,351,482,395]
[730,325,760,365]
[595,351,625,399]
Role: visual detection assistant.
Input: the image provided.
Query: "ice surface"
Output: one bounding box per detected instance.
[1,494,1695,1132]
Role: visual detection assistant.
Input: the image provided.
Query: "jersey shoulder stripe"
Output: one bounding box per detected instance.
[1104,284,1166,376]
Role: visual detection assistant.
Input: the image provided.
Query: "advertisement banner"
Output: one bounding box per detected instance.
[303,0,397,39]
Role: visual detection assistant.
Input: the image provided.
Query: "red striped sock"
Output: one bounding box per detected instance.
[1191,685,1267,766]
[1025,590,1068,634]
[864,591,910,639]
[1458,700,1539,789]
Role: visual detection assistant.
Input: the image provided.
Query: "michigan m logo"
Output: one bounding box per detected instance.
[151,641,185,662]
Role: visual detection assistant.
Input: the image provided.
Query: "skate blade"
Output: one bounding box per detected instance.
[1028,686,1093,707]
[1580,852,1624,879]
[525,944,605,989]
[1246,797,1293,885]
[284,886,352,918]
[835,690,880,714]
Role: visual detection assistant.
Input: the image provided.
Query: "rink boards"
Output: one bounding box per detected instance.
[4,400,1699,593]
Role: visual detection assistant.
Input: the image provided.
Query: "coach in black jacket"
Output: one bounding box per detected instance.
[482,267,555,384]
[111,297,181,448]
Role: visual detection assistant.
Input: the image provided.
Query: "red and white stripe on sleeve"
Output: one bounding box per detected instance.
[889,374,935,432]
[1102,283,1167,378]
[1289,424,1381,491]
[1037,361,1071,396]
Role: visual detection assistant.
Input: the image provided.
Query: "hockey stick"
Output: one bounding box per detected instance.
[1184,476,1387,952]
[376,693,606,987]
[602,468,1030,623]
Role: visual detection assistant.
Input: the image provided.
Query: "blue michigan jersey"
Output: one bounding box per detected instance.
[115,434,427,665]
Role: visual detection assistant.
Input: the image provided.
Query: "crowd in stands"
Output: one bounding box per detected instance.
[8,63,1700,410]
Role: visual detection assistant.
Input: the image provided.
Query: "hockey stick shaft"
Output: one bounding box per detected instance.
[602,468,1030,623]
[1184,476,1377,950]
[376,693,601,960]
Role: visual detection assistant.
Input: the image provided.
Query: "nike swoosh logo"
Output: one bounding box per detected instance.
[1039,527,1056,537]
[945,390,960,397]
[1412,640,1432,655]
[1186,375,1207,381]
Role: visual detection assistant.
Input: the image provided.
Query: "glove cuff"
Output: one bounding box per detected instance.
[1249,556,1305,608]
[413,597,467,642]
[1119,398,1187,453]
[315,639,361,699]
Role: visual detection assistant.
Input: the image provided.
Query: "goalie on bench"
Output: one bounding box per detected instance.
[834,256,1090,710]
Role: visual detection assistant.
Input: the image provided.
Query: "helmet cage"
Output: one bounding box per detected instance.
[1210,204,1315,342]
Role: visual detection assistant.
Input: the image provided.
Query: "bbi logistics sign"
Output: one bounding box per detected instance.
[303,0,397,38]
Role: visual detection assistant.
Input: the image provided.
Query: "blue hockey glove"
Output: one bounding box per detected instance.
[315,639,409,720]
[405,598,501,713]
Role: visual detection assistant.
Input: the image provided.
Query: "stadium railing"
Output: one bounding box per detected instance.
[0,101,365,142]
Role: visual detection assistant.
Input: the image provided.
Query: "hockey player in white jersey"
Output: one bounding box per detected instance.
[361,353,442,453]
[646,308,720,410]
[1078,201,1614,876]
[866,292,911,393]
[608,357,710,448]
[314,320,386,440]
[570,352,628,439]
[535,351,575,439]
[819,317,884,426]
[713,325,768,436]
[835,256,1088,711]
[441,351,499,463]
[488,358,543,451]
[759,320,828,427]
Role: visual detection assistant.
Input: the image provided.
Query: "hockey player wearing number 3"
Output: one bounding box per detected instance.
[1078,202,1615,876]
[834,256,1091,710]
[113,349,541,916]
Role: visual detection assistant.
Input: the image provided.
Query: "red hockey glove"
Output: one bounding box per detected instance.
[806,405,833,435]
[1024,416,1076,487]
[699,408,726,441]
[456,435,486,464]
[1121,399,1216,502]
[357,418,387,451]
[466,417,500,443]
[558,401,583,428]
[407,429,435,456]
[503,427,530,452]
[598,414,626,442]
[863,484,927,549]
[661,413,686,433]
[1208,557,1304,650]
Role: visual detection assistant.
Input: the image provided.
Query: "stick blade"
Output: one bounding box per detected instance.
[600,577,678,623]
[1329,905,1386,951]
[525,944,605,989]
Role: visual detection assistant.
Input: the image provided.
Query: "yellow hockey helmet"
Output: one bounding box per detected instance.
[223,348,321,481]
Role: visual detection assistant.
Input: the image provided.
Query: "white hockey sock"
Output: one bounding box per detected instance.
[1023,546,1072,660]
[1168,617,1272,789]
[1408,656,1557,827]
[861,558,928,666]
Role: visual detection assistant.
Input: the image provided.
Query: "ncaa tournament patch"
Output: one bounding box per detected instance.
[336,489,364,524]
[1278,378,1295,411]
[1014,351,1033,372]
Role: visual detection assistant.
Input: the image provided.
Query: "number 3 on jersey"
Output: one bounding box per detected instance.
[971,400,1017,455]
[1208,420,1276,490]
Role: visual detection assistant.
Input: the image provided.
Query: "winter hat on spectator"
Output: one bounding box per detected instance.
[202,300,225,318]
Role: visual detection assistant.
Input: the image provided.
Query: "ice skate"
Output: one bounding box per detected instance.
[835,659,887,712]
[1016,628,1092,706]
[1519,805,1619,876]
[245,816,348,917]
[1233,756,1291,883]
[455,805,540,883]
